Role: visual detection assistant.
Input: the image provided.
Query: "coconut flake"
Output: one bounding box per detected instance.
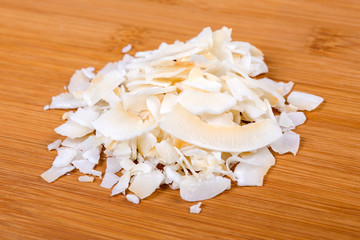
[55,120,93,139]
[100,172,120,189]
[41,165,75,183]
[287,111,306,126]
[49,93,87,109]
[287,91,323,111]
[178,88,236,115]
[47,139,62,151]
[180,176,231,202]
[92,103,156,141]
[52,147,77,167]
[129,170,164,199]
[69,107,100,128]
[160,93,178,115]
[111,171,131,196]
[82,69,125,106]
[270,131,300,155]
[106,157,122,173]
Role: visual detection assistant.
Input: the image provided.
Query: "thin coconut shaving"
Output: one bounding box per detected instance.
[42,27,323,211]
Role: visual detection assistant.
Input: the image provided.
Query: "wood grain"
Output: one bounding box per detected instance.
[1,0,359,239]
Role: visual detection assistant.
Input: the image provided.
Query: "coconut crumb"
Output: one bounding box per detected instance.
[190,202,202,214]
[78,175,95,182]
[43,105,50,111]
[122,44,132,54]
[126,194,140,204]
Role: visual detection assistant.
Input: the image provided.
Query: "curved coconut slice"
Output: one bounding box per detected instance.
[179,175,231,202]
[160,104,282,152]
[92,103,156,141]
[270,131,300,155]
[287,91,323,111]
[178,89,236,115]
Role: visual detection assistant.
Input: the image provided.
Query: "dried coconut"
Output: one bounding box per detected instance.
[41,27,323,211]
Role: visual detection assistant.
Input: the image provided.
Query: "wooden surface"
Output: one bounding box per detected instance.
[1,0,360,239]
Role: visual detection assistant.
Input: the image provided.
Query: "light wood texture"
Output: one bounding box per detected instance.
[1,0,359,239]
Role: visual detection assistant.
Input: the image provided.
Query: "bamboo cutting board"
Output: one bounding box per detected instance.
[1,0,359,239]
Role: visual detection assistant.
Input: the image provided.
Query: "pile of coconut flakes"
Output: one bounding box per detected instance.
[42,27,323,211]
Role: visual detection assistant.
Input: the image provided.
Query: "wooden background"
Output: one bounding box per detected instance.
[1,0,359,239]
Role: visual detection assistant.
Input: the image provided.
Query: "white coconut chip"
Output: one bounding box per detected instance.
[49,93,87,109]
[178,88,236,115]
[286,111,306,126]
[278,111,295,129]
[47,139,62,151]
[52,147,77,167]
[55,120,93,139]
[78,175,94,182]
[129,170,164,199]
[100,172,120,189]
[180,175,231,202]
[69,107,100,128]
[270,131,300,155]
[72,160,95,174]
[82,69,125,106]
[83,147,101,164]
[111,171,131,196]
[92,103,156,141]
[287,91,323,111]
[189,202,202,214]
[160,93,178,115]
[42,27,323,209]
[68,70,91,94]
[106,157,123,173]
[41,165,75,183]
